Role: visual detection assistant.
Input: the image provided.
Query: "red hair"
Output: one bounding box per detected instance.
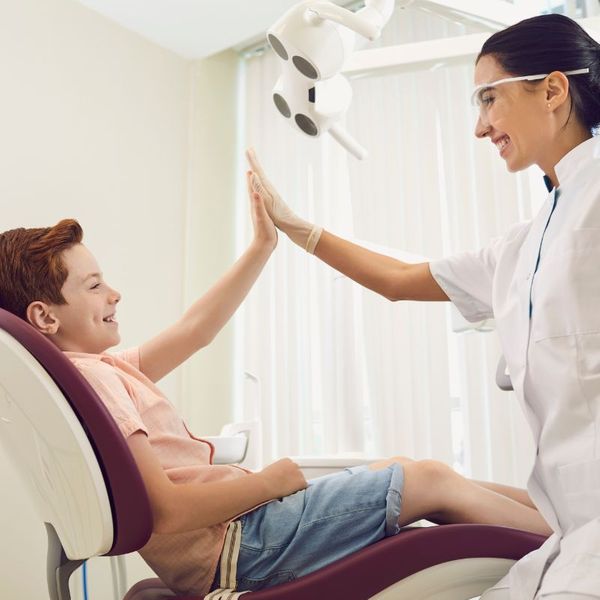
[0,219,83,320]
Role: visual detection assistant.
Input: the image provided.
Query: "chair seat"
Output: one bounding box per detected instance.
[124,524,545,600]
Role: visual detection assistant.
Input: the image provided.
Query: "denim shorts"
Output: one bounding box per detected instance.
[218,463,404,593]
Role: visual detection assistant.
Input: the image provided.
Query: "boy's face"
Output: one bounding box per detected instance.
[29,243,122,354]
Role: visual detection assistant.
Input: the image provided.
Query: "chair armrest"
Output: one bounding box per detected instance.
[202,434,248,465]
[289,455,384,478]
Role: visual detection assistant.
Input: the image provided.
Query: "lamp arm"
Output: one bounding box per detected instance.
[329,124,368,160]
[305,2,380,41]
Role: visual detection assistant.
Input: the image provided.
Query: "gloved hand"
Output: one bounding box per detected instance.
[245,148,323,254]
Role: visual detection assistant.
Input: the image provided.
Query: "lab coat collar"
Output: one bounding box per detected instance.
[555,135,599,188]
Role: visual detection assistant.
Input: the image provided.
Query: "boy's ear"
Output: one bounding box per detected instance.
[26,301,60,335]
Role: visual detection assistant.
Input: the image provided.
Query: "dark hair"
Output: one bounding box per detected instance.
[477,14,600,133]
[0,219,83,320]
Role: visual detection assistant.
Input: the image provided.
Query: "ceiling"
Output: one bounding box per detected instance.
[74,1,594,60]
[75,0,350,59]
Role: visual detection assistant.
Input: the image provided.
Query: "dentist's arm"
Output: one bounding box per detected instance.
[314,231,448,302]
[139,174,278,383]
[246,148,448,303]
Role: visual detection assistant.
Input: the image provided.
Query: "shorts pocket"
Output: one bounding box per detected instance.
[237,570,295,592]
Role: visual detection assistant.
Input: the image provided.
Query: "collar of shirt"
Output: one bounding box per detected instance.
[64,350,122,368]
[554,135,600,188]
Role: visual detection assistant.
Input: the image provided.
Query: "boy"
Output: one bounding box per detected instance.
[0,174,550,597]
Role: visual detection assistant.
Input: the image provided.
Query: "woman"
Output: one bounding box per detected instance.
[247,13,600,600]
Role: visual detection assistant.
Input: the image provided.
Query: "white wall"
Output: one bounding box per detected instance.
[180,51,241,437]
[0,0,235,598]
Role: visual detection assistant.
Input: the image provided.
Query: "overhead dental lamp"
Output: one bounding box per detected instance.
[267,0,396,160]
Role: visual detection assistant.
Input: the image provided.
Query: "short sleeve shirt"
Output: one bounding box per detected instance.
[65,348,248,596]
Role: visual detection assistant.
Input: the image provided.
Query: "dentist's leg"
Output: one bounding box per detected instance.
[368,457,552,536]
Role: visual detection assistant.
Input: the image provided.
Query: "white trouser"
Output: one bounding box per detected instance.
[481,588,600,599]
[480,588,510,600]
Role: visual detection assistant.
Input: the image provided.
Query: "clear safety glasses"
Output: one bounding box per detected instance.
[470,68,590,114]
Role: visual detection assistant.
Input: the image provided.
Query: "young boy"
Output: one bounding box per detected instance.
[0,174,550,597]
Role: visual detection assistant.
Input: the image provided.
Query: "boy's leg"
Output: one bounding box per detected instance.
[471,480,536,510]
[369,457,552,536]
[369,457,535,509]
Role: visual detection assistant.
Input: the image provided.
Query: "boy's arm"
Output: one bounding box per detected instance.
[139,175,277,383]
[127,432,307,532]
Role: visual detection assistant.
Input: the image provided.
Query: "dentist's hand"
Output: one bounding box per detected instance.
[245,148,323,254]
[258,457,308,499]
[247,170,277,251]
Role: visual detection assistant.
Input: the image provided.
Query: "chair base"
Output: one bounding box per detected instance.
[46,523,84,600]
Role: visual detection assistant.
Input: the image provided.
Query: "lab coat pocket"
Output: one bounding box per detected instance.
[532,228,600,341]
[558,457,600,526]
[576,333,600,427]
[537,552,600,597]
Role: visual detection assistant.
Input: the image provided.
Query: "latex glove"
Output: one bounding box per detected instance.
[245,148,323,254]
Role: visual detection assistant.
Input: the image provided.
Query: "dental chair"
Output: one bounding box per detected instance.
[0,307,544,600]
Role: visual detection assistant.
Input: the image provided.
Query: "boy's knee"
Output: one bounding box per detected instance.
[369,455,415,471]
[416,459,454,483]
[389,455,415,467]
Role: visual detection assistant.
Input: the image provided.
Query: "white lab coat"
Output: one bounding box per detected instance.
[430,135,600,599]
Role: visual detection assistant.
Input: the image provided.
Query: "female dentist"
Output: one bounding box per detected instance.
[247,13,600,600]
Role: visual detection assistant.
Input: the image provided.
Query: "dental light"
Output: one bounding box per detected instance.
[267,0,396,160]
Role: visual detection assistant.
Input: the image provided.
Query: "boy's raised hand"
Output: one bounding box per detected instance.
[245,148,323,254]
[247,170,277,250]
[258,457,308,499]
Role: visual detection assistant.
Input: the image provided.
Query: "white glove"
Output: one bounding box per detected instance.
[245,148,323,254]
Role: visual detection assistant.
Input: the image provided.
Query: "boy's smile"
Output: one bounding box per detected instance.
[28,243,122,354]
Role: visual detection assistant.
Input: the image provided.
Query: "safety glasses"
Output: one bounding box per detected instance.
[470,68,590,108]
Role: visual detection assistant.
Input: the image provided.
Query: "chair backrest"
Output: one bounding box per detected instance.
[0,307,152,559]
